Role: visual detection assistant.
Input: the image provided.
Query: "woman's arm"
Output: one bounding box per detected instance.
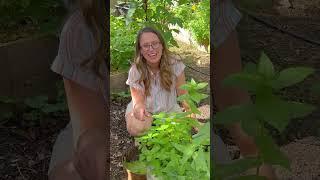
[63,78,106,133]
[130,87,151,120]
[62,78,106,180]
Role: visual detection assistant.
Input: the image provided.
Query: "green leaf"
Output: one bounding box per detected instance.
[195,82,208,90]
[0,96,16,104]
[1,112,14,120]
[285,102,316,119]
[192,149,208,172]
[214,104,255,125]
[256,91,290,132]
[172,143,194,162]
[177,94,188,102]
[258,52,275,79]
[255,134,290,169]
[191,78,197,86]
[241,112,260,137]
[24,96,48,109]
[123,161,147,175]
[189,92,208,104]
[223,73,262,92]
[215,157,262,178]
[272,67,314,90]
[186,99,201,114]
[179,84,191,91]
[192,122,210,145]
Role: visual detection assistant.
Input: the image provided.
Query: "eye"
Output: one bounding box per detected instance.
[142,44,149,49]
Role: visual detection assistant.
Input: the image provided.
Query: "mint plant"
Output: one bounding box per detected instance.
[213,52,316,179]
[124,79,210,180]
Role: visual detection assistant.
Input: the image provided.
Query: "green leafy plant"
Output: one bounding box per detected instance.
[0,80,68,124]
[110,15,138,72]
[213,52,316,179]
[124,79,210,179]
[175,0,210,49]
[0,0,66,35]
[111,90,131,101]
[120,0,189,47]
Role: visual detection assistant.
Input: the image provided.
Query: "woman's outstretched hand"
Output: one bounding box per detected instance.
[133,103,151,121]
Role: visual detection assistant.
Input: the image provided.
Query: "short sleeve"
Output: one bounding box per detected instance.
[126,65,144,91]
[51,10,101,92]
[172,61,186,77]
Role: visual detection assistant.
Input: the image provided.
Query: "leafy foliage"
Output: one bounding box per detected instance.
[110,15,138,72]
[0,80,68,124]
[0,0,66,35]
[124,80,210,179]
[110,0,210,71]
[175,0,210,49]
[214,52,316,179]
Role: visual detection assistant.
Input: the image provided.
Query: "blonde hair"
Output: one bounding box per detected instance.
[133,27,177,96]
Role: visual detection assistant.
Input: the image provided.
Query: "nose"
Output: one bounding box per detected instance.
[147,45,155,51]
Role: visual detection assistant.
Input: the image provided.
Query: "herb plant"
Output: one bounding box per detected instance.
[213,52,316,179]
[124,79,210,180]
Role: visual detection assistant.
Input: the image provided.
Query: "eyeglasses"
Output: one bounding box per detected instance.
[141,41,161,51]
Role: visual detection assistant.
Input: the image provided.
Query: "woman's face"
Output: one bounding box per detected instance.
[139,32,163,67]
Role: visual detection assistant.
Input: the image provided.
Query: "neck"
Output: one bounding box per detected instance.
[147,63,160,73]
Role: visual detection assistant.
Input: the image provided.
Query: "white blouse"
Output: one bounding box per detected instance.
[126,59,185,114]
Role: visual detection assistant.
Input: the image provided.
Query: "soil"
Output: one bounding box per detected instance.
[0,114,69,180]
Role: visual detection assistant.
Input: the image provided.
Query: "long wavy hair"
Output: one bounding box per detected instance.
[134,27,175,96]
[64,0,107,78]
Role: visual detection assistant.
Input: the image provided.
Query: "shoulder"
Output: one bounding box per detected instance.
[59,10,96,63]
[168,53,185,76]
[128,64,142,79]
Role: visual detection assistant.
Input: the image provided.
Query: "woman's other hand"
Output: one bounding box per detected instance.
[133,103,151,121]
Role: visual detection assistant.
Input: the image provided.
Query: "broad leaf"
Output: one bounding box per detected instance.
[192,149,208,172]
[258,52,275,79]
[256,91,290,132]
[195,82,208,90]
[214,104,255,125]
[223,72,262,92]
[272,67,314,90]
[214,157,262,178]
[285,101,316,119]
[123,161,147,174]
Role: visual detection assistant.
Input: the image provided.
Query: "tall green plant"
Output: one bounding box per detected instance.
[124,79,210,179]
[124,0,188,47]
[213,52,316,179]
[110,15,138,72]
[175,0,210,49]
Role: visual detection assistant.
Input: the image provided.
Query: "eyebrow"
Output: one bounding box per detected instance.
[142,41,159,45]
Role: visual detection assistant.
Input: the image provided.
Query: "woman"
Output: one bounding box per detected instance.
[48,0,107,179]
[125,27,189,136]
[212,0,277,179]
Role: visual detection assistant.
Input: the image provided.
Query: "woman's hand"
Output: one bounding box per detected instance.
[133,103,151,121]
